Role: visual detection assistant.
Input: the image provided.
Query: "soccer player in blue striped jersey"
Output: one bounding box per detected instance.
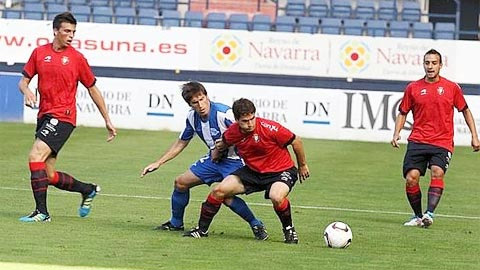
[141,81,268,240]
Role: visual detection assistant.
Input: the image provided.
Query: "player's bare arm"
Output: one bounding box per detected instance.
[87,85,117,142]
[211,138,228,162]
[140,139,190,177]
[391,113,406,148]
[461,108,480,152]
[18,76,36,108]
[291,136,310,182]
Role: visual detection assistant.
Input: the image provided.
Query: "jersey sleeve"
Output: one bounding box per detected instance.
[398,84,413,115]
[77,54,96,88]
[22,48,38,79]
[453,83,468,112]
[222,123,240,145]
[223,108,235,128]
[274,124,295,147]
[179,116,195,141]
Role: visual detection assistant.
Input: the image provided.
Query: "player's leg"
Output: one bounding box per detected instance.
[423,149,449,227]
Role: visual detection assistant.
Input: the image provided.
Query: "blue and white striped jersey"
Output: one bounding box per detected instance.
[179,102,240,159]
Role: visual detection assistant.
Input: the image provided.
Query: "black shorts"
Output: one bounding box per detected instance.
[403,141,452,178]
[35,114,75,154]
[232,166,298,199]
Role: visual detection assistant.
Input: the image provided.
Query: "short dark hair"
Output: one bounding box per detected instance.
[53,12,77,30]
[424,49,442,64]
[181,81,208,104]
[232,98,256,120]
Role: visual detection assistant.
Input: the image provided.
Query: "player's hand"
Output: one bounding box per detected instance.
[105,120,117,142]
[24,90,37,108]
[471,137,480,152]
[298,164,310,183]
[211,148,222,163]
[391,134,401,148]
[141,162,160,178]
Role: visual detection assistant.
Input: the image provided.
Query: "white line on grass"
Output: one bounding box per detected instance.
[0,262,134,270]
[2,186,479,220]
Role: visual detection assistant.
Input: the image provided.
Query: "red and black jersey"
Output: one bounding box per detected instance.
[399,76,467,152]
[223,117,295,173]
[23,43,96,126]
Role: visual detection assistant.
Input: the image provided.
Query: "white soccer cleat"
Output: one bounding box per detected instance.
[421,212,434,228]
[403,216,423,227]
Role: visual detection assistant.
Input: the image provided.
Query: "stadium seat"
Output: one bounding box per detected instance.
[298,16,319,34]
[377,0,397,21]
[70,5,91,22]
[158,0,178,11]
[389,21,410,38]
[252,14,272,31]
[343,19,365,36]
[184,11,203,28]
[23,0,42,3]
[113,0,133,7]
[69,0,89,5]
[161,10,181,27]
[137,8,158,25]
[115,6,136,24]
[24,3,44,20]
[3,8,23,19]
[229,13,249,30]
[355,0,376,20]
[285,0,306,17]
[44,0,65,5]
[434,22,455,40]
[46,3,68,20]
[136,0,156,9]
[206,12,227,29]
[275,15,296,32]
[308,0,328,18]
[92,6,113,23]
[320,17,342,35]
[366,19,387,37]
[412,22,432,39]
[331,0,352,19]
[401,0,421,22]
[90,0,110,6]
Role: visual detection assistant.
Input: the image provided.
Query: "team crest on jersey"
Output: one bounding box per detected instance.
[44,55,52,62]
[437,87,444,95]
[210,128,220,136]
[420,89,427,95]
[61,56,69,65]
[253,134,260,143]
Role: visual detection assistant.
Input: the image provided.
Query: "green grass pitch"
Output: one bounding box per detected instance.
[0,122,479,270]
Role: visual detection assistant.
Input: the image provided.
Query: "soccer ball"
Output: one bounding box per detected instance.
[323,221,353,248]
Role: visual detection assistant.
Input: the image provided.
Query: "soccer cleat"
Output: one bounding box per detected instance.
[251,224,269,241]
[183,227,208,238]
[283,226,299,244]
[403,215,423,227]
[19,209,51,223]
[154,221,184,231]
[79,184,100,218]
[421,212,434,228]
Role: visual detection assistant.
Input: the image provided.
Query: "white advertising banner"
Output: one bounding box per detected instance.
[22,78,480,147]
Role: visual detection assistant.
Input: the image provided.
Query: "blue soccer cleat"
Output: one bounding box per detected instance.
[19,209,51,223]
[79,184,101,218]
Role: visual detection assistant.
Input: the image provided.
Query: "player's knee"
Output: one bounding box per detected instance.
[405,175,419,187]
[174,177,189,191]
[430,167,445,179]
[211,185,227,199]
[269,194,286,206]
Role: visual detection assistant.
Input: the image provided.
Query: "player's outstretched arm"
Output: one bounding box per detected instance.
[391,113,406,148]
[291,136,310,182]
[87,85,117,142]
[18,76,36,108]
[140,139,190,177]
[462,108,480,152]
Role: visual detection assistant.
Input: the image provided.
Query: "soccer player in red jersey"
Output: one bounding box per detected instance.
[391,49,480,228]
[18,12,117,222]
[184,98,310,243]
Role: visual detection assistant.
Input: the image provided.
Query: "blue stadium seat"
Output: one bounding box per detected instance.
[434,22,455,40]
[23,0,42,3]
[320,18,342,35]
[69,0,89,5]
[158,0,178,10]
[113,0,133,7]
[137,8,158,25]
[331,0,352,19]
[71,5,91,22]
[366,19,387,37]
[206,12,227,29]
[378,0,397,21]
[355,0,376,20]
[90,0,110,6]
[136,0,156,9]
[252,14,271,31]
[298,16,319,34]
[412,22,432,39]
[308,0,328,17]
[275,15,296,32]
[285,0,306,17]
[24,3,44,20]
[115,6,136,24]
[92,6,113,23]
[44,0,65,5]
[389,21,410,38]
[229,13,249,30]
[3,8,23,19]
[401,0,421,22]
[161,10,181,27]
[46,4,68,20]
[343,19,365,36]
[184,11,203,28]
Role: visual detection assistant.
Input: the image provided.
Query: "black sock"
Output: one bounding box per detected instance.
[427,179,444,213]
[274,198,293,229]
[54,171,93,195]
[29,162,49,215]
[406,184,422,217]
[198,194,222,232]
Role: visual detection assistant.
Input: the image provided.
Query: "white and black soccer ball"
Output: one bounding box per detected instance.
[323,221,353,248]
